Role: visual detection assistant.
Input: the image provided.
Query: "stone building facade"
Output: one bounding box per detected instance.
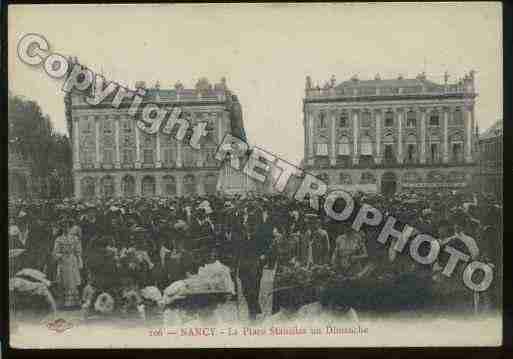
[303,71,478,195]
[476,119,502,201]
[8,143,32,199]
[67,77,255,198]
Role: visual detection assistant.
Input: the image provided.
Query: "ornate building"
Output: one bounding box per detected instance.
[476,119,502,201]
[8,142,32,199]
[303,71,478,195]
[66,77,256,198]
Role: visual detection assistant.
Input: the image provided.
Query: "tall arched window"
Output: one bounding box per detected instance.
[384,111,394,127]
[203,140,219,167]
[81,177,95,198]
[318,112,327,129]
[361,111,371,128]
[162,175,176,196]
[450,133,464,162]
[183,174,196,196]
[383,133,395,162]
[360,136,373,156]
[122,175,135,197]
[182,147,195,167]
[204,174,218,194]
[429,110,440,127]
[141,176,156,197]
[428,135,440,163]
[100,176,114,198]
[451,108,463,126]
[405,134,417,163]
[406,111,416,128]
[337,136,350,156]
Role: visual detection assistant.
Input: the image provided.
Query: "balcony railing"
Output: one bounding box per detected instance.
[305,84,472,100]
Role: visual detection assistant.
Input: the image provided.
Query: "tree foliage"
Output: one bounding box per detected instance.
[9,92,72,194]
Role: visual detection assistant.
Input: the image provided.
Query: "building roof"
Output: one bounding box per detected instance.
[335,78,441,90]
[305,73,476,99]
[480,120,503,140]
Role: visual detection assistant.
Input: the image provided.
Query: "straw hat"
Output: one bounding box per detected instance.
[94,292,115,314]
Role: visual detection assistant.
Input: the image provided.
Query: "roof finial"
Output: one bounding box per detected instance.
[305,75,312,90]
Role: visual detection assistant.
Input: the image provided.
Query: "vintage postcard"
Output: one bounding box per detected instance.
[8,2,502,348]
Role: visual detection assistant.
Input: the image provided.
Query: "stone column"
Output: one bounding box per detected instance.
[352,109,359,165]
[306,110,315,166]
[196,174,204,195]
[135,124,141,169]
[93,176,99,198]
[135,175,142,196]
[397,108,403,164]
[420,108,426,164]
[217,112,224,144]
[443,107,449,163]
[465,104,473,163]
[114,174,121,198]
[74,175,81,198]
[114,117,121,168]
[176,174,183,196]
[155,174,162,196]
[73,117,81,170]
[375,109,382,164]
[329,110,336,166]
[176,143,183,168]
[196,151,203,168]
[94,116,100,168]
[156,133,162,168]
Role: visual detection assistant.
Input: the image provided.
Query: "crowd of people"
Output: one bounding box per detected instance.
[9,188,502,321]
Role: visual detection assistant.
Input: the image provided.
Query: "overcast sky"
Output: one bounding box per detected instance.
[9,2,502,165]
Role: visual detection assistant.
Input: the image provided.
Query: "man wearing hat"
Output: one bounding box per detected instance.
[307,216,331,266]
[235,209,272,321]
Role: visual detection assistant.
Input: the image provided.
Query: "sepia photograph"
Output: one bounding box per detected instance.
[7,2,503,348]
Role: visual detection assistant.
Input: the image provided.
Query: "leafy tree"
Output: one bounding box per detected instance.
[9,92,72,197]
